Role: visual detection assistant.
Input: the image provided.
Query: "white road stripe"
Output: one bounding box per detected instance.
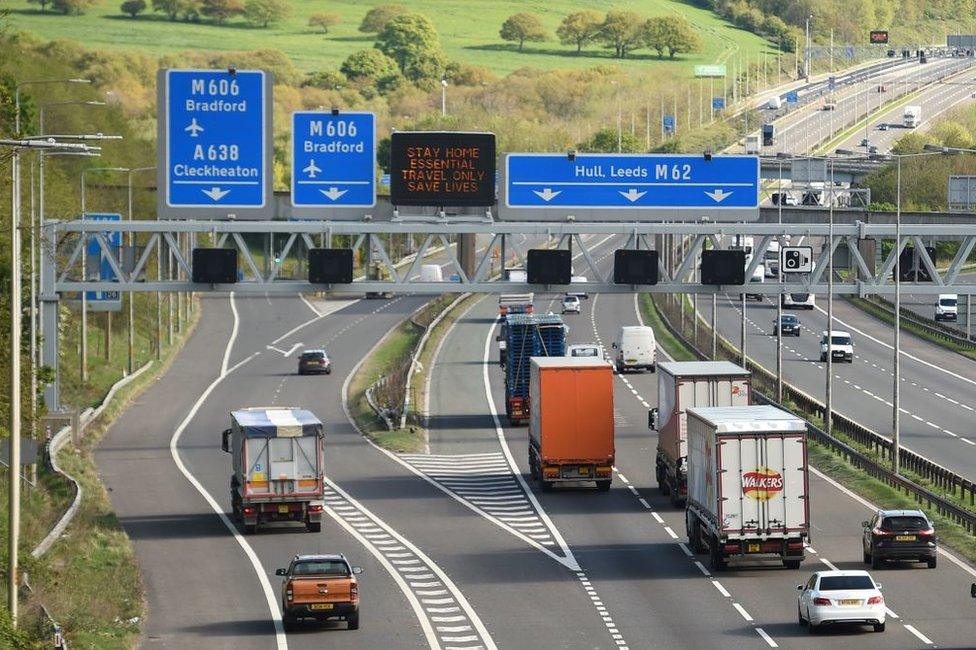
[711,580,731,598]
[903,624,934,645]
[755,627,778,648]
[733,603,753,622]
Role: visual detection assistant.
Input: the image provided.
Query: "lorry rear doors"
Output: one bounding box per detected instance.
[245,436,320,495]
[720,433,807,535]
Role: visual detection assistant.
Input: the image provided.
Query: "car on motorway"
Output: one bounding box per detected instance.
[782,293,816,310]
[860,137,870,147]
[277,554,362,630]
[612,326,656,373]
[822,102,837,111]
[770,192,798,206]
[298,349,332,375]
[877,123,889,131]
[797,570,886,633]
[820,330,854,363]
[935,293,958,321]
[868,145,880,154]
[862,509,938,569]
[562,294,581,314]
[566,343,604,359]
[773,314,801,336]
[568,276,589,299]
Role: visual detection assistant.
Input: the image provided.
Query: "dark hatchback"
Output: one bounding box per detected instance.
[773,314,801,336]
[298,350,332,375]
[863,509,937,569]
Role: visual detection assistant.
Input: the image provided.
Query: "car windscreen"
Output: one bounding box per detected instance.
[571,349,598,357]
[781,316,797,324]
[292,560,349,577]
[940,298,957,306]
[819,575,874,591]
[830,336,851,346]
[881,516,929,531]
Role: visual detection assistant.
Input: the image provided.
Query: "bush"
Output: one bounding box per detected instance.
[120,0,146,17]
[243,0,290,28]
[307,12,340,34]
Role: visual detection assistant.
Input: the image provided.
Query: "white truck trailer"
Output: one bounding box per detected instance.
[684,405,810,571]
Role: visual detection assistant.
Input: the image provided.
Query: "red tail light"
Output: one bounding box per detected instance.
[286,584,293,602]
[243,506,256,516]
[308,504,323,513]
[813,597,831,606]
[867,596,883,605]
[872,528,894,537]
[917,528,935,537]
[350,583,358,597]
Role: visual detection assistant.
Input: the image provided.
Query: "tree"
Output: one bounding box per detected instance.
[376,13,446,84]
[308,12,340,34]
[599,10,645,59]
[201,0,242,23]
[499,12,548,52]
[644,15,701,59]
[303,69,346,90]
[578,126,643,153]
[27,0,53,12]
[556,10,603,53]
[120,0,146,17]
[244,0,290,27]
[152,0,200,21]
[340,49,399,81]
[51,0,99,14]
[359,4,408,34]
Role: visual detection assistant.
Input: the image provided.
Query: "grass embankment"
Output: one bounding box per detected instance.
[0,297,200,649]
[5,0,771,75]
[644,293,976,565]
[848,296,976,362]
[348,295,460,453]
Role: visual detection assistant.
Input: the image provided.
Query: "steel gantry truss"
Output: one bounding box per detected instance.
[46,219,976,296]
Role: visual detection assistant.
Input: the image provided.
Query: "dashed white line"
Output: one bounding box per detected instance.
[904,624,934,645]
[733,603,754,622]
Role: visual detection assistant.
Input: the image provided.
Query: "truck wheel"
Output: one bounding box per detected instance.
[282,613,297,631]
[871,555,882,570]
[783,559,802,570]
[307,520,322,533]
[244,523,257,535]
[863,548,871,564]
[347,612,360,630]
[668,488,682,508]
[926,556,937,569]
[709,537,727,572]
[659,476,671,497]
[541,479,554,493]
[596,479,611,492]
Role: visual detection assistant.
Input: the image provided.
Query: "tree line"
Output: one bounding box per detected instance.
[499,10,703,60]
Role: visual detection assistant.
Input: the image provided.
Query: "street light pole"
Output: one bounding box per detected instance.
[440,78,448,117]
[805,15,813,81]
[825,157,834,436]
[893,155,901,473]
[777,157,785,403]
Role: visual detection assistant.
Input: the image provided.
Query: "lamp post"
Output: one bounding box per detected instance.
[805,15,813,80]
[440,77,448,117]
[80,166,128,381]
[127,167,155,371]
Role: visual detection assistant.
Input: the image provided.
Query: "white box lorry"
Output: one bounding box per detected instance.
[684,405,810,571]
[649,361,751,506]
[222,408,325,534]
[904,105,921,128]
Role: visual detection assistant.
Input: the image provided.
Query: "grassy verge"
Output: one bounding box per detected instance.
[637,294,698,362]
[848,296,976,362]
[0,298,200,648]
[650,294,976,565]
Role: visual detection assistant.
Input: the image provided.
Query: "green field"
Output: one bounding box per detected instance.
[6,0,774,75]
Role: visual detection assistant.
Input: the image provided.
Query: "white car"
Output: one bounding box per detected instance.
[935,293,958,321]
[797,570,885,633]
[820,330,854,363]
[566,343,604,359]
[561,295,581,314]
[567,276,589,299]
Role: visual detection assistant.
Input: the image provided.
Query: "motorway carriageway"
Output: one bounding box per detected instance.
[426,232,976,648]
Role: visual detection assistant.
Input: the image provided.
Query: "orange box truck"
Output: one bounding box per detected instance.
[528,357,614,492]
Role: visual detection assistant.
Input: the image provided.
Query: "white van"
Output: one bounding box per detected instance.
[782,293,816,310]
[420,264,443,282]
[746,264,765,300]
[612,326,656,373]
[935,294,958,321]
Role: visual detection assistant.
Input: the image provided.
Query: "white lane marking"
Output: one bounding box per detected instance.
[693,561,711,577]
[299,292,321,316]
[651,512,665,524]
[663,526,679,539]
[733,603,754,622]
[819,558,839,571]
[269,297,363,345]
[711,580,731,598]
[886,607,900,620]
[169,297,285,648]
[756,627,778,648]
[816,305,976,389]
[575,571,633,650]
[638,498,651,509]
[677,543,694,557]
[904,624,934,645]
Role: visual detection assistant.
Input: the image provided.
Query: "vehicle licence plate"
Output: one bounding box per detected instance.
[578,467,590,476]
[747,543,761,553]
[278,505,290,514]
[896,535,916,542]
[840,599,860,606]
[310,604,333,611]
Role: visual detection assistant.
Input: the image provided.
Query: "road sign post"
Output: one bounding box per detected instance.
[157,69,273,219]
[502,153,760,221]
[291,111,376,209]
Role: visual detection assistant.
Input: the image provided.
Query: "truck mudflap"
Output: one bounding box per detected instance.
[239,500,324,534]
[720,538,806,567]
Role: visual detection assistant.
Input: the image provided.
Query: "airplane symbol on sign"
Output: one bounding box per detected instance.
[303,159,322,178]
[184,118,204,137]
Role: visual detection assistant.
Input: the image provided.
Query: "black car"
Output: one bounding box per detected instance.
[298,350,332,375]
[862,509,937,569]
[773,314,801,337]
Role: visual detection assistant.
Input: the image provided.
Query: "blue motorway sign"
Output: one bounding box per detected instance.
[712,97,726,110]
[504,154,760,213]
[292,111,376,208]
[158,69,272,217]
[84,213,121,310]
[786,91,799,104]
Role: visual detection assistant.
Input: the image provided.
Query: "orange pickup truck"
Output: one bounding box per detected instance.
[276,554,362,630]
